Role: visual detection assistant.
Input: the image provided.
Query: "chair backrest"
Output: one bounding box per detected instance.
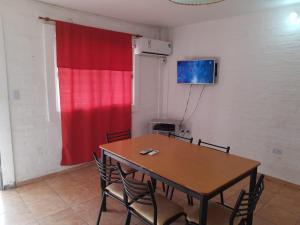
[117,163,155,205]
[117,163,157,223]
[168,132,193,143]
[198,139,230,154]
[106,130,131,143]
[93,152,120,185]
[230,175,265,225]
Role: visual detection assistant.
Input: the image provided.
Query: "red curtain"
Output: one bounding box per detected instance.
[56,21,132,165]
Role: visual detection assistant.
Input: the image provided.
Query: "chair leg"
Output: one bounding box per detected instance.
[220,192,225,205]
[141,174,145,182]
[170,187,175,200]
[190,196,193,205]
[96,193,106,225]
[165,185,170,198]
[162,182,166,192]
[186,194,191,205]
[238,218,247,225]
[125,210,132,225]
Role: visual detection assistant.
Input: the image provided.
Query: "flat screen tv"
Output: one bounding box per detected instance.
[177,59,216,84]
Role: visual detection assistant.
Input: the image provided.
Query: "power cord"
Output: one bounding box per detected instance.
[180,85,206,127]
[179,84,192,128]
[185,86,206,122]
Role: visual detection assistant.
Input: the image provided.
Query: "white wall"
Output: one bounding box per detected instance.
[132,55,162,136]
[0,0,160,184]
[162,5,300,185]
[0,16,15,187]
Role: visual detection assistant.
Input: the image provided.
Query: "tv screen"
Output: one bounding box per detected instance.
[177,59,216,84]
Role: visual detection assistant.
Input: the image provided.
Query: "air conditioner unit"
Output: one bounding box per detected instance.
[134,38,172,57]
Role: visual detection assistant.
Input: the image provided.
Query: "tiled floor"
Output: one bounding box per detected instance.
[0,164,299,225]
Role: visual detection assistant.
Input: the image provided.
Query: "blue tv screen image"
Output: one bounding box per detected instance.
[177,59,216,84]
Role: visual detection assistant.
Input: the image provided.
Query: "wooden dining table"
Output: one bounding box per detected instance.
[99,134,260,225]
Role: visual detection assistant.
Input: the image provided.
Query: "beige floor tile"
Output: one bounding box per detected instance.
[71,197,122,225]
[262,195,300,217]
[80,178,101,197]
[71,197,100,224]
[0,192,29,214]
[68,166,99,184]
[0,189,20,200]
[45,174,82,193]
[38,208,87,225]
[257,204,299,225]
[264,177,285,194]
[1,166,299,225]
[17,182,57,205]
[0,211,37,225]
[223,191,240,207]
[26,195,68,219]
[55,184,97,207]
[258,190,274,205]
[278,185,300,202]
[253,215,275,225]
[16,182,48,193]
[72,196,141,225]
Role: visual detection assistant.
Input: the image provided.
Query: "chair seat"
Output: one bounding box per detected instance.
[110,159,136,174]
[106,183,124,200]
[131,193,184,225]
[122,165,136,174]
[186,202,237,225]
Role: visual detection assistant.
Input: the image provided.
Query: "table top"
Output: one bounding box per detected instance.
[100,134,260,196]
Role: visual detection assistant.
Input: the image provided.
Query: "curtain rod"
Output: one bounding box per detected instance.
[38,16,143,38]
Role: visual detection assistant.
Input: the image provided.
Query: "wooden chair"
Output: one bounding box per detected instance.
[117,163,186,225]
[198,139,230,205]
[186,175,265,225]
[106,130,137,177]
[93,152,125,225]
[167,132,194,205]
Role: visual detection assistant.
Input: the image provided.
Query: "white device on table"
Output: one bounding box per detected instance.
[139,149,154,155]
[139,149,159,156]
[148,150,159,156]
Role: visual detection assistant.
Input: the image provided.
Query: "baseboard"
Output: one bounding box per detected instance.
[15,161,95,187]
[9,162,300,191]
[264,174,300,190]
[3,182,16,190]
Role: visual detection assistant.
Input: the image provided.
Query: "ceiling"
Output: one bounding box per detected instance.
[38,0,300,27]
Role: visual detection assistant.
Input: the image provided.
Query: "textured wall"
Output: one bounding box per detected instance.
[132,55,161,136]
[0,16,15,187]
[161,5,300,185]
[0,0,160,183]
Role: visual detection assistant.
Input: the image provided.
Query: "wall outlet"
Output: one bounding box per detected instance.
[272,148,283,155]
[12,89,20,100]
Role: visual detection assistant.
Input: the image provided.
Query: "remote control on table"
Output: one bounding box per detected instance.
[139,149,154,155]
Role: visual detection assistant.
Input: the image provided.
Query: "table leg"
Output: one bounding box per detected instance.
[247,168,257,225]
[101,148,107,211]
[198,196,208,225]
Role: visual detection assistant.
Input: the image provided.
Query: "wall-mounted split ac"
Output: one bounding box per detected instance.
[134,38,172,57]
